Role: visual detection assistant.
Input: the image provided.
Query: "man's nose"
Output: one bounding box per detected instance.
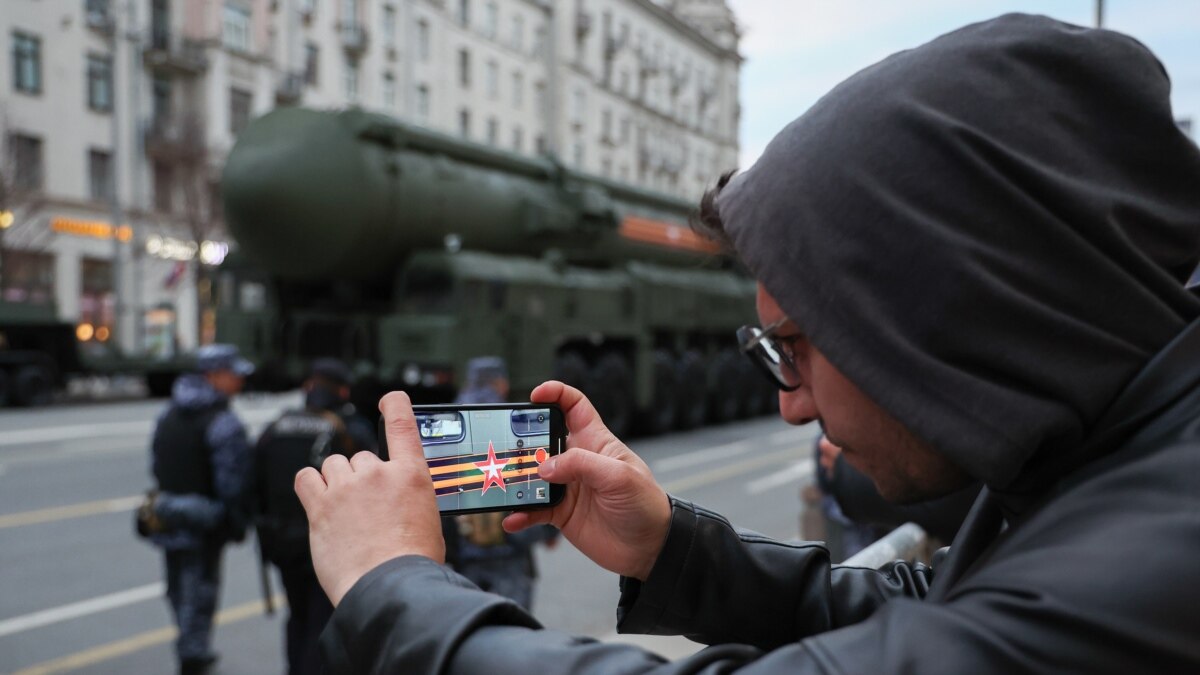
[778,388,817,426]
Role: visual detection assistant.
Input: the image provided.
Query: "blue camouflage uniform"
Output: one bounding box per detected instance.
[149,371,252,670]
[448,357,559,610]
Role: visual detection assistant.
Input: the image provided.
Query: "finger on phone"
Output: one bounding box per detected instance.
[503,508,554,533]
[378,391,424,468]
[531,381,603,437]
[294,466,326,512]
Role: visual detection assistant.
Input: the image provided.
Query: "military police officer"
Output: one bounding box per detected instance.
[252,358,370,675]
[148,344,254,675]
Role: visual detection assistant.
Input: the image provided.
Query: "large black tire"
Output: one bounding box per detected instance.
[738,357,769,418]
[0,369,10,408]
[13,364,54,407]
[146,372,177,398]
[552,351,590,392]
[589,353,633,438]
[643,350,679,436]
[675,350,708,430]
[708,350,742,424]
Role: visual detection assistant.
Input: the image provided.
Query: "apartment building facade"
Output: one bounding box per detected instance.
[1,0,740,355]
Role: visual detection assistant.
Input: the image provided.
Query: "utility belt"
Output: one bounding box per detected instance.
[255,515,311,566]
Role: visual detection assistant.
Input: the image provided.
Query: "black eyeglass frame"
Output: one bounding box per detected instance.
[737,318,803,392]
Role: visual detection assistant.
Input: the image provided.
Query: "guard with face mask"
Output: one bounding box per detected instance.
[252,358,375,675]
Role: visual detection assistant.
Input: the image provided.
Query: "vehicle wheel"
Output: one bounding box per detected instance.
[146,372,177,398]
[552,351,590,392]
[13,365,54,407]
[643,350,678,436]
[0,369,10,408]
[738,357,768,418]
[590,353,633,438]
[708,350,742,424]
[675,350,708,430]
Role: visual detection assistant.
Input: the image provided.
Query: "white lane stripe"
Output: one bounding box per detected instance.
[0,408,283,447]
[0,583,163,639]
[745,459,815,495]
[651,427,816,473]
[0,496,142,530]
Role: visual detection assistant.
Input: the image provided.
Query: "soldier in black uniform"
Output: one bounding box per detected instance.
[252,359,374,675]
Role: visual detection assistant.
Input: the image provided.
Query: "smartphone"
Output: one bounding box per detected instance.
[379,403,566,515]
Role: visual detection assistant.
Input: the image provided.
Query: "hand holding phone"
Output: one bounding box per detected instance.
[379,403,566,515]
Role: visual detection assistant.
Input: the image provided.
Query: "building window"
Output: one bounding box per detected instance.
[459,108,470,138]
[382,72,396,109]
[9,134,43,191]
[222,2,251,52]
[512,72,523,108]
[483,2,498,39]
[573,142,584,168]
[152,76,172,125]
[341,0,360,25]
[230,88,253,134]
[486,118,498,145]
[458,48,470,88]
[601,108,612,141]
[535,135,545,154]
[572,88,585,126]
[86,54,113,112]
[534,81,546,115]
[0,249,54,306]
[88,149,113,202]
[532,25,545,58]
[511,14,524,52]
[344,57,360,101]
[12,32,42,94]
[485,60,498,99]
[304,43,319,84]
[85,0,111,24]
[417,20,430,61]
[457,0,470,27]
[153,161,173,212]
[416,84,430,119]
[511,127,523,152]
[80,258,115,340]
[382,5,396,46]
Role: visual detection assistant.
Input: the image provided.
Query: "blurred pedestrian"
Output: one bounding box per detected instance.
[147,344,254,675]
[304,358,378,454]
[445,356,559,610]
[253,359,364,675]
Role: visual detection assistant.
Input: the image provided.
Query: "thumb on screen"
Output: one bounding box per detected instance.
[540,448,624,492]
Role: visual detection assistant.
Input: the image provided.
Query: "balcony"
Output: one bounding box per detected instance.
[340,23,369,54]
[143,32,208,76]
[275,72,305,105]
[575,11,593,39]
[143,116,205,162]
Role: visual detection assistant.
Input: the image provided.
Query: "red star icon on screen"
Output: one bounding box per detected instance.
[474,441,510,495]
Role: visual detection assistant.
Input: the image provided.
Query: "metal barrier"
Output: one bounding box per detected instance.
[841,522,929,568]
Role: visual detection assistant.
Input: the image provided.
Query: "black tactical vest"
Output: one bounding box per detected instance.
[152,405,222,496]
[256,410,347,565]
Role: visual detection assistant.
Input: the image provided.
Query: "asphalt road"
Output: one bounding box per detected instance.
[0,395,820,674]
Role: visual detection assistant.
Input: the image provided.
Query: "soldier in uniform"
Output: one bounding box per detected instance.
[446,357,559,611]
[304,357,378,454]
[253,359,367,675]
[148,344,254,675]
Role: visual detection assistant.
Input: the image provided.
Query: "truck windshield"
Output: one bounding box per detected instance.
[400,267,456,312]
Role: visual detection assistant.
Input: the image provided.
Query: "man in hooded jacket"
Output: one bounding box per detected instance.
[291,14,1200,674]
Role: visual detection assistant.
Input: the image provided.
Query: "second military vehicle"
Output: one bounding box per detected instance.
[218,108,772,436]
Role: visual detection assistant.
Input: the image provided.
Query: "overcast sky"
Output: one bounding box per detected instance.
[728,1,1200,168]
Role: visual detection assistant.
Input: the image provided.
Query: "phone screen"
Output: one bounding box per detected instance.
[382,404,565,514]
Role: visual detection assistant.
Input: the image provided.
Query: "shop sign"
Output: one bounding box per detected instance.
[51,217,133,241]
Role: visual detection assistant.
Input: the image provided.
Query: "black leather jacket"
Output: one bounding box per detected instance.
[319,320,1200,673]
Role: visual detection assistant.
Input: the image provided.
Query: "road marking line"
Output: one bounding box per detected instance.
[0,496,141,530]
[651,427,810,474]
[745,459,815,495]
[0,408,282,447]
[662,447,803,493]
[0,584,164,638]
[10,594,286,675]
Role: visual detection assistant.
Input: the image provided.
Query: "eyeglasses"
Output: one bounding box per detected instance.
[736,318,804,392]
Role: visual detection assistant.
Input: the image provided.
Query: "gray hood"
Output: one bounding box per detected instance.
[718,14,1200,491]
